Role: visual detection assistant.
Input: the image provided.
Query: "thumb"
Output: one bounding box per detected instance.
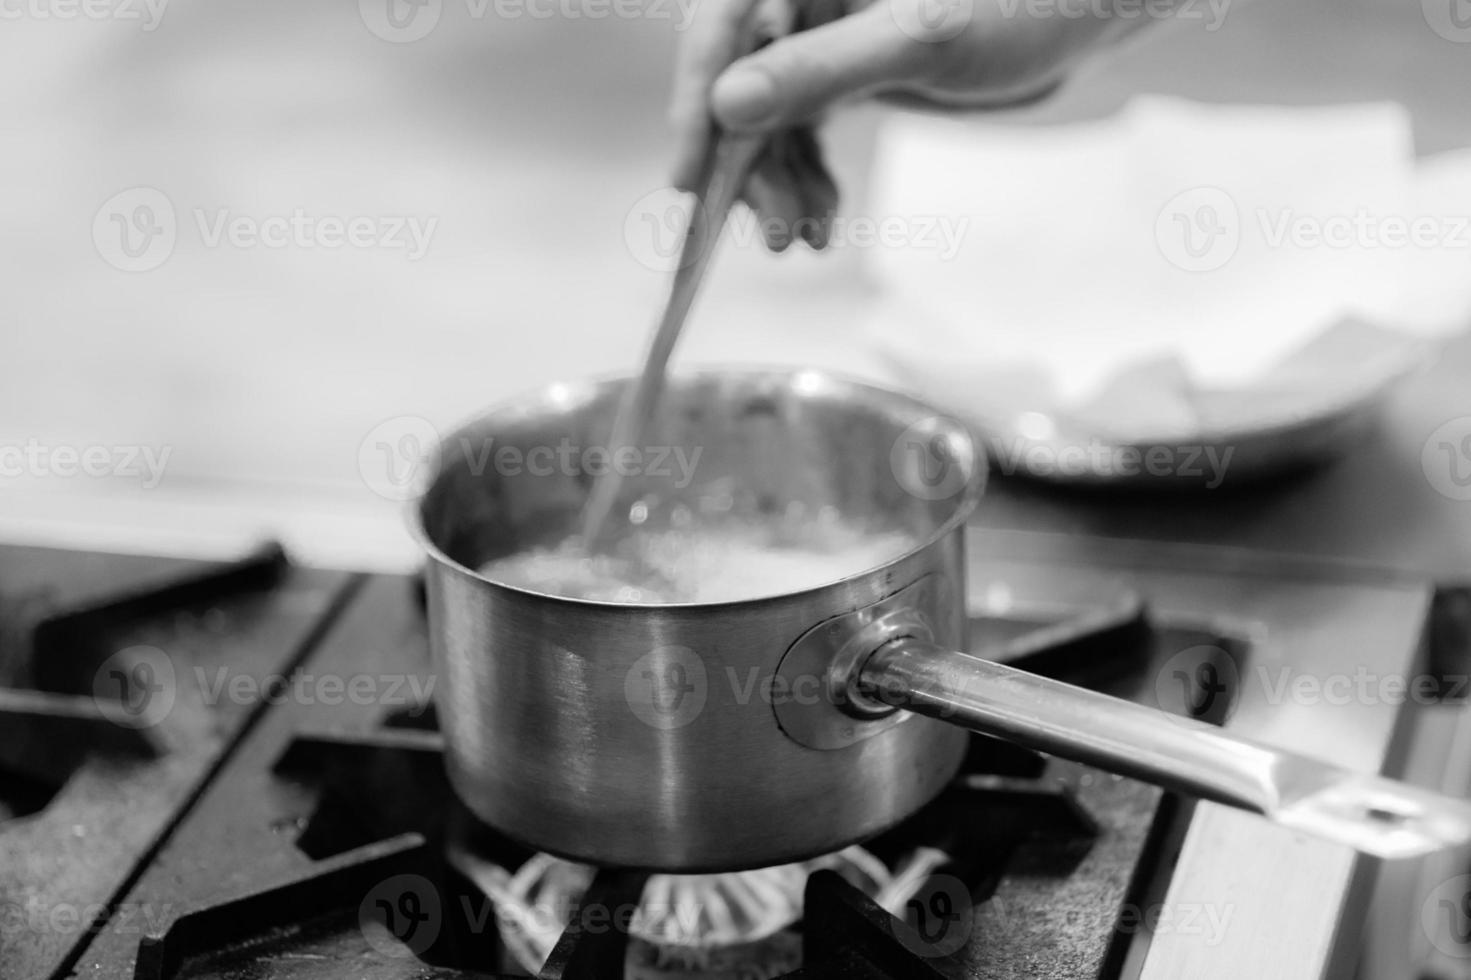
[710,5,927,132]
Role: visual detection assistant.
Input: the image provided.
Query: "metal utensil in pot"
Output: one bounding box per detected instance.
[413,369,1471,871]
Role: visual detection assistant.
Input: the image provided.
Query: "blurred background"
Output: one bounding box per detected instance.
[2,0,1470,570]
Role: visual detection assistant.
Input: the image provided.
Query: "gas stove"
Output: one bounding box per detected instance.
[3,529,1467,980]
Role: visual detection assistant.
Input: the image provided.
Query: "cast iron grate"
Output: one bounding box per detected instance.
[115,589,1178,980]
[123,724,1112,980]
[0,542,357,980]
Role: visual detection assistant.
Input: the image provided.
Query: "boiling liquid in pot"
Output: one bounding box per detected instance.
[480,510,916,604]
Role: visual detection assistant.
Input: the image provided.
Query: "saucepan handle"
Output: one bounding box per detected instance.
[854,637,1471,859]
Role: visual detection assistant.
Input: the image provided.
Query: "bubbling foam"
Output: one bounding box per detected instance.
[478,515,916,604]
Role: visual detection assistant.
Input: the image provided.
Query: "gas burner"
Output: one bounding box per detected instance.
[441,726,1106,980]
[61,562,1165,980]
[8,532,1457,979]
[450,846,903,978]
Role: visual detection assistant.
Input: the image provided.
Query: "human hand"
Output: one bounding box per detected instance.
[669,0,1158,249]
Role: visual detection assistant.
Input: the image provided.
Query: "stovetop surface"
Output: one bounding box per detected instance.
[0,534,1437,980]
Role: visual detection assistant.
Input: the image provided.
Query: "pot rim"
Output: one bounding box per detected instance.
[408,366,984,611]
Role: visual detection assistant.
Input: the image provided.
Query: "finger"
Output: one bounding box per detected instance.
[875,74,1067,112]
[668,0,765,190]
[742,149,806,252]
[710,5,926,133]
[786,128,838,248]
[754,0,796,40]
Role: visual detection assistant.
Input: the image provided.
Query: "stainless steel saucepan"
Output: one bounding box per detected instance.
[413,369,1471,871]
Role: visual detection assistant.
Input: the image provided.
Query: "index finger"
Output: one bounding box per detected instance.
[667,0,765,190]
